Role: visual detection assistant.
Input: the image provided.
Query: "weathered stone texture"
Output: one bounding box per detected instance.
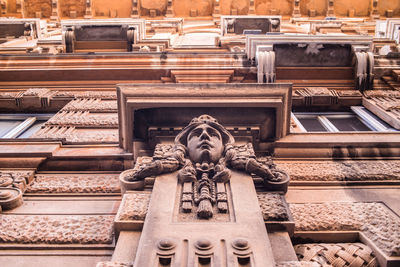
[118,193,151,221]
[61,99,118,112]
[0,215,114,244]
[26,174,120,193]
[290,202,400,256]
[46,111,118,126]
[24,0,51,18]
[276,160,400,181]
[257,193,289,221]
[32,126,119,143]
[96,262,131,267]
[275,262,318,267]
[60,0,86,18]
[54,91,117,100]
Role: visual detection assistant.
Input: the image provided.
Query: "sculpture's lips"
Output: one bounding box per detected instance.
[197,141,213,148]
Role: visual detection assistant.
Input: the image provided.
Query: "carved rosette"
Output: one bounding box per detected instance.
[0,170,34,211]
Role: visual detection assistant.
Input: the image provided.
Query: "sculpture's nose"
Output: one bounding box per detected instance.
[199,129,210,140]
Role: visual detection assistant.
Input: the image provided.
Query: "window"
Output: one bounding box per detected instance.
[0,114,53,138]
[292,106,397,132]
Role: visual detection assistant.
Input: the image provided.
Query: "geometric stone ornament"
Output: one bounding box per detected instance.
[294,243,379,267]
[290,202,400,257]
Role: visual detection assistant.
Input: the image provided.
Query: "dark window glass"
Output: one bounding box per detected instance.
[298,118,327,132]
[329,117,370,131]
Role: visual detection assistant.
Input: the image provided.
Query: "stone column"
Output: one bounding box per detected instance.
[292,0,301,18]
[166,0,174,17]
[84,0,93,19]
[327,0,335,17]
[50,0,60,21]
[370,0,379,20]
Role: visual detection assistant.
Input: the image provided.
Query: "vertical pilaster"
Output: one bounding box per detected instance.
[84,0,93,19]
[165,0,173,17]
[131,0,139,18]
[327,0,335,17]
[248,0,255,15]
[292,0,301,18]
[213,0,220,22]
[370,0,379,20]
[50,0,59,21]
[0,0,7,16]
[16,0,23,17]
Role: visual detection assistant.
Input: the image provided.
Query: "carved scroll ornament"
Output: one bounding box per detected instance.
[120,115,289,219]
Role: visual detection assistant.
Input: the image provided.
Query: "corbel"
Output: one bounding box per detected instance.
[0,0,6,16]
[131,0,139,18]
[327,0,335,17]
[165,0,173,18]
[292,0,301,18]
[84,0,93,19]
[50,0,60,22]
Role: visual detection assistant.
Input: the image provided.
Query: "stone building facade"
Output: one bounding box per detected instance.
[0,1,400,267]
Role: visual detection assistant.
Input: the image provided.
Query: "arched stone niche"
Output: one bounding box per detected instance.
[60,0,86,18]
[173,0,213,17]
[334,0,370,17]
[220,0,249,15]
[299,0,327,17]
[24,0,52,18]
[92,0,132,18]
[255,0,293,16]
[378,0,400,17]
[140,0,167,17]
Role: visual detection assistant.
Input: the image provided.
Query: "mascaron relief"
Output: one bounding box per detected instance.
[120,115,289,219]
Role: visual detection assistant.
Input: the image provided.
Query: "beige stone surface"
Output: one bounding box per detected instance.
[23,0,52,18]
[173,0,213,16]
[60,0,86,18]
[334,0,370,17]
[92,0,132,17]
[299,0,327,17]
[256,0,293,15]
[117,193,150,221]
[220,0,249,15]
[378,0,400,17]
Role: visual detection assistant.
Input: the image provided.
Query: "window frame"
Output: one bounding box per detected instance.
[0,114,54,139]
[292,106,397,133]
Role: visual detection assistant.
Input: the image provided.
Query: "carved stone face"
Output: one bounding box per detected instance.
[187,124,224,164]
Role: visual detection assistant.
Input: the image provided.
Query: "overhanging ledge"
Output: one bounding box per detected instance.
[117,83,292,153]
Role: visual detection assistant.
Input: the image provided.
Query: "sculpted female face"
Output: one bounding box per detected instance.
[187,124,224,164]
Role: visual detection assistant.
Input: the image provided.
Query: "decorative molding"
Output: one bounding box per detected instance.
[295,243,378,267]
[26,173,120,193]
[117,193,150,221]
[363,97,400,129]
[290,202,400,256]
[0,215,114,244]
[61,99,118,112]
[276,160,400,181]
[45,111,118,127]
[54,91,117,100]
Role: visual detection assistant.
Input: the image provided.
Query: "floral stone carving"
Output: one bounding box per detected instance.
[120,115,289,220]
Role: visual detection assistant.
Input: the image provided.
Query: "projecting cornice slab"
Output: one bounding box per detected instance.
[117,83,292,153]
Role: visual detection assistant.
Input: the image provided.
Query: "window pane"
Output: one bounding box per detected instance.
[17,120,46,138]
[0,121,23,137]
[298,118,327,132]
[329,117,370,131]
